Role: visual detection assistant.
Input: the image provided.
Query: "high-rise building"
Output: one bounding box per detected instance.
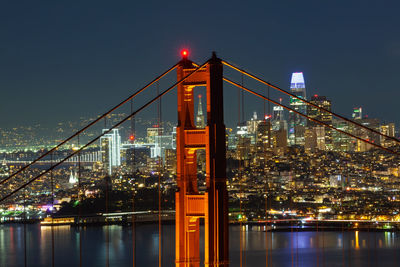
[196,94,205,128]
[307,95,333,149]
[247,112,262,144]
[100,128,121,175]
[352,117,380,152]
[380,123,396,147]
[305,126,326,152]
[147,127,164,143]
[307,95,332,126]
[273,99,284,121]
[288,72,307,145]
[332,119,354,152]
[272,98,287,132]
[352,107,362,120]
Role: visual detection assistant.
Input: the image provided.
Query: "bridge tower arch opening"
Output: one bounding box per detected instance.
[175,52,229,267]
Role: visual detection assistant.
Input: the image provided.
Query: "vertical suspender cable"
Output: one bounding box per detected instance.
[341,222,345,267]
[157,81,163,267]
[238,74,243,267]
[267,85,271,149]
[23,180,27,267]
[78,134,83,267]
[51,153,55,267]
[264,86,268,267]
[316,220,319,267]
[103,120,110,267]
[348,225,351,267]
[290,186,294,267]
[322,224,325,267]
[289,85,294,267]
[131,99,136,267]
[367,222,371,267]
[296,224,299,267]
[106,174,110,267]
[374,230,377,266]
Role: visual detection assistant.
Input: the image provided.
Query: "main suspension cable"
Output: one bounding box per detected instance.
[0,63,179,186]
[222,60,400,145]
[0,61,208,203]
[223,77,400,156]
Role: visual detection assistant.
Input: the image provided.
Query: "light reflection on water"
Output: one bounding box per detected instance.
[1,224,400,266]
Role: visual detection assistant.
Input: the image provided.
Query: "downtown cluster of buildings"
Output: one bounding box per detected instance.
[97,72,398,178]
[227,72,397,157]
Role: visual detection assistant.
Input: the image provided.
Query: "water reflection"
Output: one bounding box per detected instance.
[1,224,400,266]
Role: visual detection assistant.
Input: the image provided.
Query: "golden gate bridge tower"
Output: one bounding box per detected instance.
[175,51,229,266]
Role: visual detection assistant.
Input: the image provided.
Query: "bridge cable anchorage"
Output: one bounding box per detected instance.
[0,60,208,203]
[223,77,400,156]
[0,63,179,186]
[221,60,400,145]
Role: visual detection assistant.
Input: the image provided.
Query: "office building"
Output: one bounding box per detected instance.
[100,128,121,175]
[288,72,307,145]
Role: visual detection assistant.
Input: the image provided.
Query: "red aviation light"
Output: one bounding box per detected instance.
[181,49,189,58]
[129,135,135,141]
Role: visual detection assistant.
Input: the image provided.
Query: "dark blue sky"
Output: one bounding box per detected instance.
[1,1,399,128]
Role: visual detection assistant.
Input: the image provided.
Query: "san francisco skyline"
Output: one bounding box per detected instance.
[1,1,399,129]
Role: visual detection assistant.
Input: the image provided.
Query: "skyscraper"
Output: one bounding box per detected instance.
[380,123,396,148]
[100,128,121,175]
[307,95,333,149]
[272,98,287,132]
[307,95,332,126]
[196,94,205,128]
[288,72,307,145]
[352,107,362,120]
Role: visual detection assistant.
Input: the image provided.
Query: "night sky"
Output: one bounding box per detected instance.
[1,1,399,129]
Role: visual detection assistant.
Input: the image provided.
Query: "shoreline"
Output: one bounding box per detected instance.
[2,219,400,232]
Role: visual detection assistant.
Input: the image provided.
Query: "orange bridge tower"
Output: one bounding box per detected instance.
[175,52,229,267]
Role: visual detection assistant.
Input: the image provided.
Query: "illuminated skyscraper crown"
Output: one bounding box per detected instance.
[290,72,305,89]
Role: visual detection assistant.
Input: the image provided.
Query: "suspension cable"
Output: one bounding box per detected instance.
[0,60,208,203]
[223,77,400,156]
[0,63,179,186]
[221,60,400,145]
